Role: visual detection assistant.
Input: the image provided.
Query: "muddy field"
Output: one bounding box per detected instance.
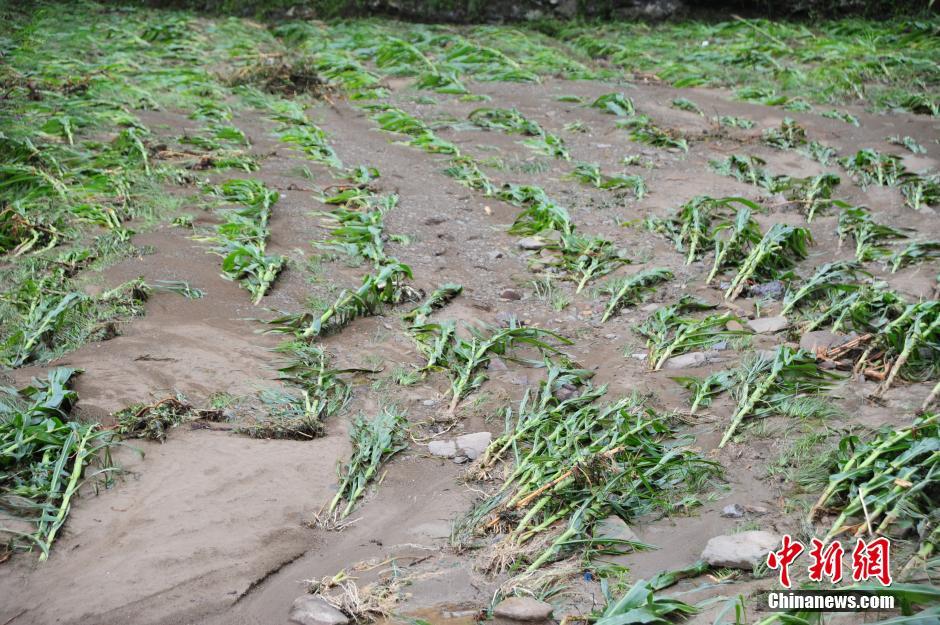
[1,6,938,625]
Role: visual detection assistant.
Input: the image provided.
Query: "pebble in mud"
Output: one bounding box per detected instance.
[701,530,781,570]
[721,503,746,518]
[746,316,790,334]
[289,595,349,625]
[500,288,523,301]
[517,236,549,250]
[493,596,554,621]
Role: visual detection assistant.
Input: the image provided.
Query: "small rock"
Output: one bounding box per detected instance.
[746,316,790,334]
[641,303,659,312]
[493,597,554,622]
[517,236,548,250]
[553,383,579,402]
[630,352,648,361]
[604,333,618,339]
[289,595,349,625]
[721,503,746,518]
[428,440,457,458]
[726,319,745,332]
[748,280,785,300]
[489,357,509,371]
[455,432,492,460]
[594,515,641,544]
[663,352,708,369]
[701,530,780,570]
[500,288,523,301]
[799,330,844,354]
[421,399,438,407]
[712,340,729,351]
[488,250,504,260]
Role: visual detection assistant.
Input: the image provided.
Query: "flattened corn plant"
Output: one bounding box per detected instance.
[266,261,417,338]
[724,223,812,300]
[594,578,699,625]
[568,162,646,198]
[784,173,841,222]
[718,346,842,447]
[205,179,286,304]
[402,283,463,325]
[455,364,719,573]
[889,241,940,273]
[590,93,636,117]
[238,341,369,439]
[706,202,763,284]
[808,413,938,576]
[366,105,460,155]
[646,195,756,265]
[1,270,150,368]
[710,155,790,193]
[468,107,570,160]
[314,195,397,265]
[616,115,689,152]
[409,319,569,414]
[0,368,117,559]
[780,261,869,317]
[837,205,909,263]
[600,268,673,323]
[636,297,746,371]
[857,300,940,396]
[327,407,408,520]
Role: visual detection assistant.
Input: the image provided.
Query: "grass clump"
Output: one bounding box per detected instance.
[0,368,116,559]
[327,407,408,520]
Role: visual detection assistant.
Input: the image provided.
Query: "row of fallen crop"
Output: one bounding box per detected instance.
[361,103,665,315]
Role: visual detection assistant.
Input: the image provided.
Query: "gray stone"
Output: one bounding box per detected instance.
[493,596,554,621]
[428,440,457,458]
[289,595,349,625]
[517,236,548,250]
[701,531,781,570]
[662,350,724,369]
[455,432,492,460]
[799,330,844,354]
[746,316,790,334]
[748,280,785,301]
[553,383,579,402]
[500,288,523,301]
[721,503,746,518]
[594,515,641,545]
